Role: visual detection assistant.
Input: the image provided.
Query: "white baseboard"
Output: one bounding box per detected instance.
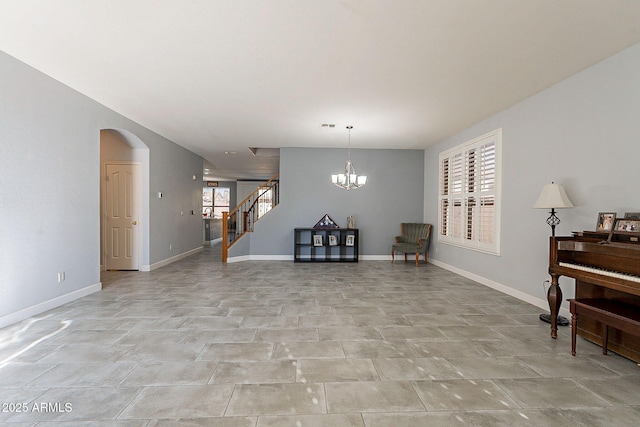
[226,254,295,262]
[226,255,251,263]
[141,246,203,271]
[429,258,570,318]
[0,282,102,329]
[361,255,393,261]
[203,238,222,247]
[250,255,294,261]
[227,255,391,262]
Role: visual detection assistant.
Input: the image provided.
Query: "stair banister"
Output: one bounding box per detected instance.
[221,173,279,262]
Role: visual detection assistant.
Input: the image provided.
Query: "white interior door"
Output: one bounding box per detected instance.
[105,163,140,270]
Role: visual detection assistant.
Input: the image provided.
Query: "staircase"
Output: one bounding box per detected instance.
[222,174,279,262]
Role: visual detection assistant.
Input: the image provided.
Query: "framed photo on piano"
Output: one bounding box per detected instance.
[607,218,640,243]
[615,219,640,233]
[624,212,640,220]
[596,212,616,232]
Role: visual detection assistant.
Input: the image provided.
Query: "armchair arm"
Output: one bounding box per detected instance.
[416,238,427,252]
[416,230,432,252]
[394,236,404,243]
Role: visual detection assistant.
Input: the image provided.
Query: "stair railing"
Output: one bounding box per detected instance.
[222,173,279,262]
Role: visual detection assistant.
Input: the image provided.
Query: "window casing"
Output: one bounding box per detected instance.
[438,128,501,255]
[213,187,230,219]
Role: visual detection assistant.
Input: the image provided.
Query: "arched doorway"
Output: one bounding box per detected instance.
[100,129,150,271]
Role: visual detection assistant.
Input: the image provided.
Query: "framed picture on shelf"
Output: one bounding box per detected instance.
[615,219,640,233]
[624,212,640,220]
[328,235,338,246]
[596,212,616,231]
[345,235,355,246]
[313,234,323,246]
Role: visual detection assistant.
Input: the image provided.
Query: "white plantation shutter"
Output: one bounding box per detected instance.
[438,128,501,255]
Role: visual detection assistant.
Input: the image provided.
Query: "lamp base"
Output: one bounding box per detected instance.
[539,313,570,326]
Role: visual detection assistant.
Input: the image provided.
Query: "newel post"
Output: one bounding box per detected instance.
[222,211,229,262]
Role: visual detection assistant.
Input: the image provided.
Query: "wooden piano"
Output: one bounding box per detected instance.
[548,230,640,361]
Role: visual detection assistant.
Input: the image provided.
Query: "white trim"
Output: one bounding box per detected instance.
[227,255,253,263]
[203,238,222,247]
[361,255,392,261]
[227,254,394,262]
[227,255,292,262]
[429,258,570,318]
[250,255,294,261]
[0,282,102,329]
[141,246,203,271]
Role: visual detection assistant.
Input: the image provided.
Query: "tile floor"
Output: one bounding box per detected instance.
[1,244,639,426]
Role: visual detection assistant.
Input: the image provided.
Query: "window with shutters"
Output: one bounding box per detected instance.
[438,128,501,255]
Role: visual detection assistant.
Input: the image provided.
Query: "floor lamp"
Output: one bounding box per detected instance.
[533,182,574,326]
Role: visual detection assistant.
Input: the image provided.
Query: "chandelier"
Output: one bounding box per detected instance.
[331,126,367,190]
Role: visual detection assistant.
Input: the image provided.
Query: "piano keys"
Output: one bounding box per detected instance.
[548,232,640,362]
[557,262,640,283]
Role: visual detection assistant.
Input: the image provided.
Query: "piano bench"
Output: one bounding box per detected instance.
[569,298,640,356]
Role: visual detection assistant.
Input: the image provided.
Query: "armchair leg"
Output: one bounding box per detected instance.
[415,253,419,266]
[391,249,395,263]
[404,253,407,262]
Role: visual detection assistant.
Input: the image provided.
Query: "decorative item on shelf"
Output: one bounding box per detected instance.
[533,181,575,327]
[533,182,574,237]
[313,235,323,246]
[313,214,340,229]
[331,126,367,190]
[609,218,640,243]
[347,215,355,229]
[614,218,640,233]
[329,235,338,246]
[596,212,616,232]
[345,235,355,246]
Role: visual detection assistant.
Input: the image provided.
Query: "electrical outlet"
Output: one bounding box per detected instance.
[57,272,65,282]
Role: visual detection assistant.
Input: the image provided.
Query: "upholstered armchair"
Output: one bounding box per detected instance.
[391,223,432,266]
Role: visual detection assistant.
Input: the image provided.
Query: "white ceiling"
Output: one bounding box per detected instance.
[3,1,640,180]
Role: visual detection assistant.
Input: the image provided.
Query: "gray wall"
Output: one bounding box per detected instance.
[147,134,203,266]
[245,147,424,257]
[424,41,640,311]
[0,52,203,325]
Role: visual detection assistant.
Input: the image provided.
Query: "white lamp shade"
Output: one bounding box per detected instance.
[533,183,574,209]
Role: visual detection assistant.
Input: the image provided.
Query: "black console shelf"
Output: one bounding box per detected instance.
[294,228,359,262]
